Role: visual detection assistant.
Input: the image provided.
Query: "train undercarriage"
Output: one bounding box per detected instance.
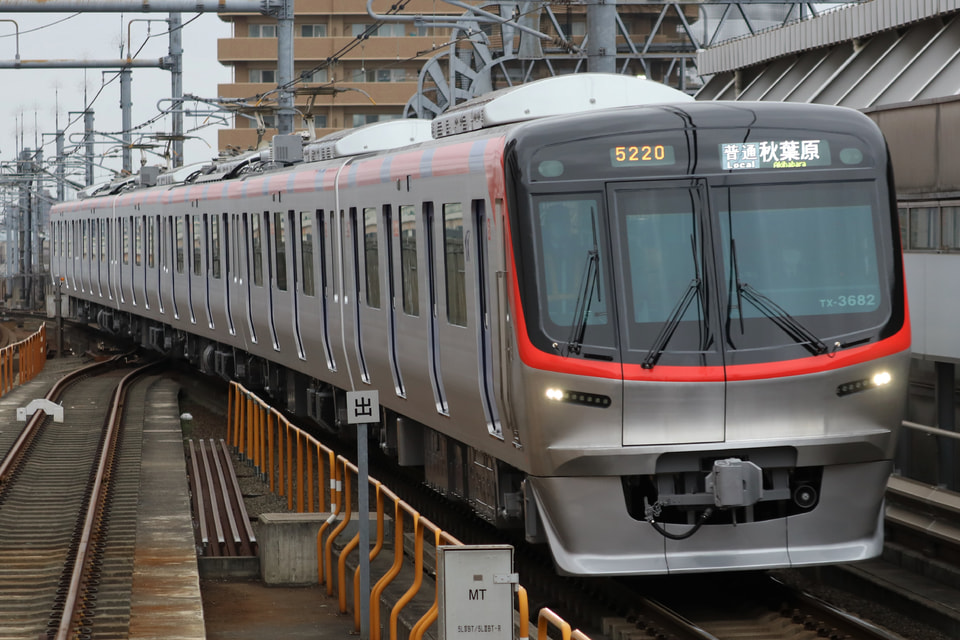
[82,300,532,536]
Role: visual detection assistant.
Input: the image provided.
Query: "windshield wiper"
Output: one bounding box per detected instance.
[727,236,827,356]
[641,277,701,369]
[737,283,827,356]
[642,234,703,370]
[560,248,600,357]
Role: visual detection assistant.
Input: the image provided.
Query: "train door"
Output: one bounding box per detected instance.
[194,213,213,329]
[222,213,235,336]
[392,204,431,407]
[347,207,369,384]
[80,219,89,293]
[243,212,259,344]
[152,215,163,313]
[473,201,501,437]
[268,210,296,355]
[133,216,142,307]
[320,210,338,372]
[605,181,725,445]
[424,202,448,414]
[288,210,306,359]
[67,220,75,292]
[120,216,129,304]
[297,210,321,363]
[383,205,404,396]
[431,199,497,429]
[99,219,108,300]
[264,211,280,350]
[172,216,185,320]
[106,218,115,302]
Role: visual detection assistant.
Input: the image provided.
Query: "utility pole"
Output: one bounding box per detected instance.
[120,67,133,174]
[169,12,184,167]
[84,110,95,186]
[587,0,617,74]
[276,0,295,135]
[56,129,65,202]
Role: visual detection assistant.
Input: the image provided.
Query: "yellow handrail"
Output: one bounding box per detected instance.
[227,381,589,640]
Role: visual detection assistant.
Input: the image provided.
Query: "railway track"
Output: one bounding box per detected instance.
[0,354,159,639]
[606,572,910,640]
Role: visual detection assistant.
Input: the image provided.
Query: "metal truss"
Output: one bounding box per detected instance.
[400,1,859,119]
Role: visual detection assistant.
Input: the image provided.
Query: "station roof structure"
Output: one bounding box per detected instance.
[697,0,960,108]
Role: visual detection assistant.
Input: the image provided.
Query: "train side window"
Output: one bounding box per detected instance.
[176,216,185,273]
[193,215,203,276]
[135,217,143,266]
[300,211,315,296]
[399,204,418,316]
[364,206,380,308]
[91,220,98,261]
[101,220,107,263]
[211,215,222,279]
[274,211,287,291]
[148,216,156,268]
[82,221,88,259]
[331,211,339,298]
[252,213,264,286]
[443,202,467,327]
[123,217,130,265]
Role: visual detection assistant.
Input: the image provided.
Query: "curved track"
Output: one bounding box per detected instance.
[0,355,156,639]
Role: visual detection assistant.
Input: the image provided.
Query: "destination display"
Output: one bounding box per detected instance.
[721,139,831,170]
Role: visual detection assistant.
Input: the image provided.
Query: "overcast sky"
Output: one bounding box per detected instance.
[0,11,232,187]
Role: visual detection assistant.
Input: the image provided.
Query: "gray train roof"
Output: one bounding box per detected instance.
[697,0,960,108]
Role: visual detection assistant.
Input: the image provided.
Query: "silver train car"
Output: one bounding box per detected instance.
[49,74,910,575]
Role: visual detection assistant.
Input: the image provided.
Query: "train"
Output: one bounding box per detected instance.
[49,73,910,575]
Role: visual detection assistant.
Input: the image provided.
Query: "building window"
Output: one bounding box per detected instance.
[249,23,276,38]
[300,24,326,37]
[351,68,408,83]
[299,68,328,83]
[250,68,276,83]
[351,113,401,128]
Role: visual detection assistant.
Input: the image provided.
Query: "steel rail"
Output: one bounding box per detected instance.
[0,353,127,487]
[54,358,162,640]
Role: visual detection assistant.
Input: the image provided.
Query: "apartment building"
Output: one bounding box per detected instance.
[216,1,697,151]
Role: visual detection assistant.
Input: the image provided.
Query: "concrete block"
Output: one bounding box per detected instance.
[258,512,392,586]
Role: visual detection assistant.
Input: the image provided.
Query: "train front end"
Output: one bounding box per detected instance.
[503,99,909,575]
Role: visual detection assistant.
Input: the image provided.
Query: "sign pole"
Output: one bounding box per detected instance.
[358,419,370,640]
[347,390,379,640]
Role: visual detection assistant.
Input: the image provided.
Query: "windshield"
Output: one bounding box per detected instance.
[613,187,709,363]
[534,196,615,353]
[717,181,888,355]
